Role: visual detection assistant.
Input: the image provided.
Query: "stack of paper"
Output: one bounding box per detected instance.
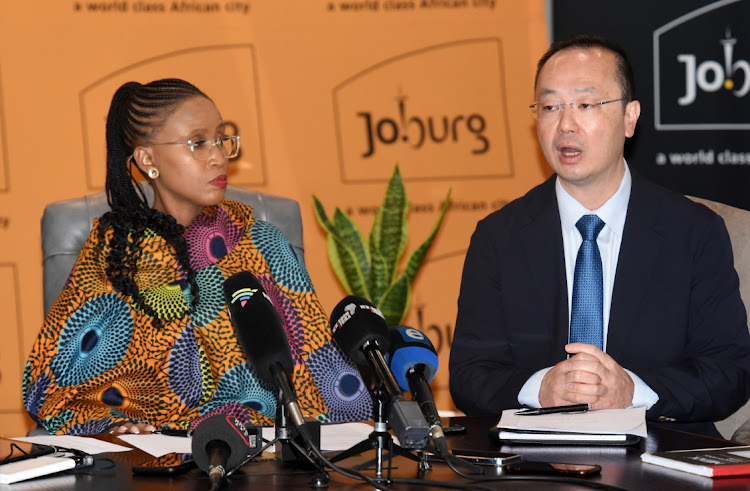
[495,406,647,445]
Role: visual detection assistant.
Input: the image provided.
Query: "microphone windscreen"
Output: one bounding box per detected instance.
[223,271,294,383]
[329,295,390,365]
[388,326,439,391]
[191,414,251,473]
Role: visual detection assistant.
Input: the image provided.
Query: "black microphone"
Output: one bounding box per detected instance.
[329,296,430,449]
[223,271,322,464]
[387,326,444,438]
[191,415,253,488]
[223,271,305,428]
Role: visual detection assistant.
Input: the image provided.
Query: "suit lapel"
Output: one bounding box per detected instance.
[518,178,570,351]
[607,174,665,356]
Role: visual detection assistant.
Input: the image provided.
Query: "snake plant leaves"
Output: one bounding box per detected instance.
[401,188,451,283]
[369,250,389,305]
[312,197,370,298]
[313,166,450,326]
[378,274,411,327]
[370,166,409,286]
[378,188,451,325]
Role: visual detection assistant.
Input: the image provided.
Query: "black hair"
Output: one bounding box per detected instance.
[534,34,636,103]
[98,78,209,322]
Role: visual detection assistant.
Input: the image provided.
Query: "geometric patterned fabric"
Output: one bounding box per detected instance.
[22,200,372,434]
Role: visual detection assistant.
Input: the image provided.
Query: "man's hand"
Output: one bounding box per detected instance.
[539,343,634,409]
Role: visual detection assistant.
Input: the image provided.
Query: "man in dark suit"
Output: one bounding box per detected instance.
[449,34,750,436]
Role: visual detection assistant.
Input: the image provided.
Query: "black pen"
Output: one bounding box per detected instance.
[515,403,590,415]
[159,429,193,437]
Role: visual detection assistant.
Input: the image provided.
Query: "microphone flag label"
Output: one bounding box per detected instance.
[332,301,387,335]
[229,287,257,308]
[402,327,426,342]
[332,303,357,334]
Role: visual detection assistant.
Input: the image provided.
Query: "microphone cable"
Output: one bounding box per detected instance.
[216,425,625,491]
[292,423,399,491]
[429,433,484,474]
[297,426,497,491]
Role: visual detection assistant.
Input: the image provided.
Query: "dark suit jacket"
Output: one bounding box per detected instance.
[449,172,750,426]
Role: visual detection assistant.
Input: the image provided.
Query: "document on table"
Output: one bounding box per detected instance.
[118,422,374,457]
[318,422,373,451]
[11,435,132,454]
[117,434,192,457]
[498,406,648,437]
[260,423,373,453]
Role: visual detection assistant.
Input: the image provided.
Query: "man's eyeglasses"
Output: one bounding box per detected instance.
[151,135,241,160]
[529,98,627,121]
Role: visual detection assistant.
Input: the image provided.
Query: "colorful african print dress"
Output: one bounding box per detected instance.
[23,199,372,434]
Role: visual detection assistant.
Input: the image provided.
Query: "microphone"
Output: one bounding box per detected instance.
[329,296,430,449]
[387,326,443,438]
[191,415,254,488]
[386,327,484,474]
[223,271,304,428]
[223,271,321,463]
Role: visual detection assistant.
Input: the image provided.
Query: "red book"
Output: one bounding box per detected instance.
[641,445,750,477]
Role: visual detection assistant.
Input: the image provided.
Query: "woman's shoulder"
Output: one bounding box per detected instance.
[219,198,255,221]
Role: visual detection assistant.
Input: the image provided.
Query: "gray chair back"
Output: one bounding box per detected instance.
[41,185,304,314]
[688,196,750,440]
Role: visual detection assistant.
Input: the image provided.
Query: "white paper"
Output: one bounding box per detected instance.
[498,406,648,438]
[320,422,373,451]
[118,422,374,457]
[116,434,192,457]
[11,436,132,455]
[261,422,374,453]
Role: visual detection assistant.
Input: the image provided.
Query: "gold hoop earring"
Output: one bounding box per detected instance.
[147,168,159,179]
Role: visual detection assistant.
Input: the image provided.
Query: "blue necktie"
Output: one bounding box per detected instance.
[570,215,605,349]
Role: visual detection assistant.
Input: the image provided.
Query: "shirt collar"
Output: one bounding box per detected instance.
[556,162,631,236]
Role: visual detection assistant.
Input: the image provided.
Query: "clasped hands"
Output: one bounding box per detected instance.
[539,343,634,409]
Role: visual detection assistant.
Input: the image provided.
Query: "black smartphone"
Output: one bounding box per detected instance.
[132,452,196,475]
[505,461,601,476]
[442,423,467,435]
[423,448,522,466]
[452,448,523,466]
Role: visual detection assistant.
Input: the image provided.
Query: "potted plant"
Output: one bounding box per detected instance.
[312,165,450,326]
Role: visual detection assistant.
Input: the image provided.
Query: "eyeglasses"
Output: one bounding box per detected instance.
[151,135,241,160]
[529,98,627,120]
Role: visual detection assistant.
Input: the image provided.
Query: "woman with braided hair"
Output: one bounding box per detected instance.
[23,78,372,435]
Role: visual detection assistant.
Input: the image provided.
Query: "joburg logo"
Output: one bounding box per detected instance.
[678,29,750,106]
[357,93,489,158]
[230,287,257,307]
[654,0,750,130]
[332,38,513,182]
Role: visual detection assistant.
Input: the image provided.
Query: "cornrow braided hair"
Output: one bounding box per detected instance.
[97,79,209,323]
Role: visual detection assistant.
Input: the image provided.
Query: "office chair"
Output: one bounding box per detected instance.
[41,184,305,314]
[688,196,750,441]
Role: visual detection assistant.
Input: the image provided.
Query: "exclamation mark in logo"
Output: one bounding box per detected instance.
[722,28,737,91]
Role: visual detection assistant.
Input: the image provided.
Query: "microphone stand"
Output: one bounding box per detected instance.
[329,388,422,479]
[265,393,330,488]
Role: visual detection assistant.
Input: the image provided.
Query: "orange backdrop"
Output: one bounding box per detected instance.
[0,0,549,436]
